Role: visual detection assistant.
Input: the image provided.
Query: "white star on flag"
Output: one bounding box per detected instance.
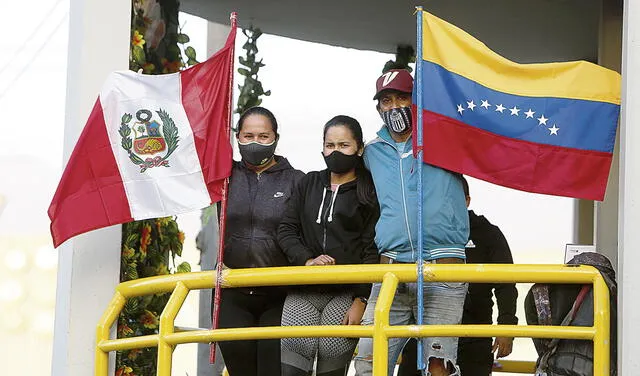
[495,104,506,113]
[457,104,465,114]
[467,100,476,111]
[537,115,548,125]
[548,124,560,135]
[480,100,491,109]
[510,106,520,116]
[525,109,535,118]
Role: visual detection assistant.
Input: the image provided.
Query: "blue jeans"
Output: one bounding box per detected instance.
[353,280,468,375]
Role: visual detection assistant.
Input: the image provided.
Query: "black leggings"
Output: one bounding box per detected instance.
[457,339,493,376]
[217,288,285,376]
[398,338,493,376]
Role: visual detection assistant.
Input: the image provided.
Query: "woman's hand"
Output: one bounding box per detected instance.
[342,299,366,325]
[305,255,336,266]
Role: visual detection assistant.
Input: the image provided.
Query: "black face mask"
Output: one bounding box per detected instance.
[238,139,277,166]
[323,151,360,174]
[381,106,412,134]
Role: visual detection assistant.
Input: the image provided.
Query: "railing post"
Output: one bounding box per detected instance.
[592,274,611,375]
[158,282,190,376]
[95,292,126,376]
[373,272,399,376]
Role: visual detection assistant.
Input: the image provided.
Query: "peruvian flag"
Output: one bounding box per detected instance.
[48,23,236,248]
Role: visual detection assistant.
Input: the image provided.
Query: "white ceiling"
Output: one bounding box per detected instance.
[181,0,604,63]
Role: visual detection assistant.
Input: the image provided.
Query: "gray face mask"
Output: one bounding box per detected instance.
[381,106,413,135]
[238,139,277,166]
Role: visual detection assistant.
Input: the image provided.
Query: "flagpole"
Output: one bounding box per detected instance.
[210,11,237,364]
[415,6,426,372]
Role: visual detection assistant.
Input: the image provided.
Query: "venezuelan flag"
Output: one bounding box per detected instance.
[414,12,621,201]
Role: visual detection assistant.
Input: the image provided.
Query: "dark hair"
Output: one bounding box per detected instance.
[460,175,470,197]
[237,106,278,134]
[323,115,377,207]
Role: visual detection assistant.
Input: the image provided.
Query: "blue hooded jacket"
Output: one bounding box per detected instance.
[363,126,469,262]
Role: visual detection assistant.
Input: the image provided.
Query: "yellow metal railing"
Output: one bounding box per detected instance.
[96,264,610,376]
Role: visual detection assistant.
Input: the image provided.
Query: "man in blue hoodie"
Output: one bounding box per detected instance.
[353,69,470,376]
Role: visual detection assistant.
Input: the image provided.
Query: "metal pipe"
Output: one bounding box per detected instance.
[94,292,125,376]
[373,273,399,375]
[157,282,190,376]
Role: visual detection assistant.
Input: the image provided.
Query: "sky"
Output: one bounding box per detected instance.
[0,1,576,374]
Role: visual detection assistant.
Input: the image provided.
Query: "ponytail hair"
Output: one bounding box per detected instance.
[354,157,377,208]
[323,115,377,208]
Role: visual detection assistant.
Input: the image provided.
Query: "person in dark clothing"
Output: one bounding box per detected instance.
[216,106,304,376]
[278,115,380,376]
[398,176,518,376]
[457,177,518,376]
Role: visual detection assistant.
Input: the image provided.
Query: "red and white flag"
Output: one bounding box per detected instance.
[48,24,236,248]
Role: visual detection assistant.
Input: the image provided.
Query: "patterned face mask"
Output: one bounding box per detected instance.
[380,106,413,135]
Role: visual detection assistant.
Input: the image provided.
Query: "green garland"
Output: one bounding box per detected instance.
[236,26,271,115]
[116,218,190,376]
[382,44,415,73]
[115,1,197,375]
[129,0,198,75]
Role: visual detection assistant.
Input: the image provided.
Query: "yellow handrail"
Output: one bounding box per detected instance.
[95,264,610,376]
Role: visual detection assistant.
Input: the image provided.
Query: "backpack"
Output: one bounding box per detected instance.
[524,252,617,376]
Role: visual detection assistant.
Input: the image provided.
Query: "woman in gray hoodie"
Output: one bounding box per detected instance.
[217,106,304,376]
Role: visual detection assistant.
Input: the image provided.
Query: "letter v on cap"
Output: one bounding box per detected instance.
[382,71,399,86]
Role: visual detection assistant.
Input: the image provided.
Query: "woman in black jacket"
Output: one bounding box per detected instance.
[217,106,304,376]
[278,115,380,376]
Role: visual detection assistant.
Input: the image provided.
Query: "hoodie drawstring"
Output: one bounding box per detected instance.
[327,184,340,223]
[315,188,327,224]
[315,185,341,224]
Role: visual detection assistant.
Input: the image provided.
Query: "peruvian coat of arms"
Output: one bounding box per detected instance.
[119,109,179,172]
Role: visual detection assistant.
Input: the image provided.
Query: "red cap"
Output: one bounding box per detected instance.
[373,69,413,100]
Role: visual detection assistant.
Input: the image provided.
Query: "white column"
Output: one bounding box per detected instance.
[594,0,623,268]
[207,21,232,54]
[618,0,640,373]
[196,208,223,376]
[51,1,131,375]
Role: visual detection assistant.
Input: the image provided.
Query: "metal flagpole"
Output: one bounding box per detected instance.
[210,11,237,363]
[415,6,426,372]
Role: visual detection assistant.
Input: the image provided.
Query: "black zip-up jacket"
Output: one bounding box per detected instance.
[461,211,518,337]
[223,156,304,270]
[277,169,380,299]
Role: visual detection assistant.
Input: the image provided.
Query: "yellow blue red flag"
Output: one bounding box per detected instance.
[413,12,621,201]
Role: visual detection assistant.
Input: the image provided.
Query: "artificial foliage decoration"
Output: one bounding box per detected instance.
[116,218,191,375]
[235,26,271,115]
[382,44,415,73]
[129,0,199,75]
[115,1,196,374]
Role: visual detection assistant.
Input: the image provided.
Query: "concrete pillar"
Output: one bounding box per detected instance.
[618,0,640,373]
[51,0,131,375]
[573,0,622,257]
[594,0,623,269]
[207,21,232,53]
[196,207,224,376]
[573,199,594,245]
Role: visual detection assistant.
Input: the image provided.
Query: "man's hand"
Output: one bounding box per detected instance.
[492,337,514,358]
[342,299,366,325]
[305,255,336,266]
